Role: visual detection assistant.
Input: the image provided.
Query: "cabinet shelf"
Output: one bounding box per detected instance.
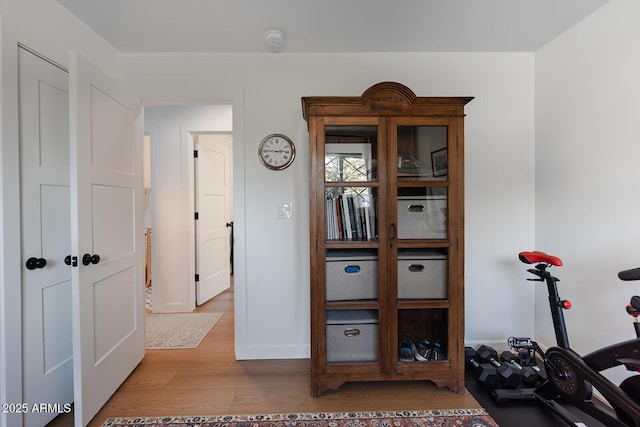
[324,181,380,187]
[325,241,379,249]
[325,301,380,310]
[397,300,450,309]
[304,82,472,397]
[396,179,449,187]
[395,241,450,248]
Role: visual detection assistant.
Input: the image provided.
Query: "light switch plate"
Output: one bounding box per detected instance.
[277,203,293,219]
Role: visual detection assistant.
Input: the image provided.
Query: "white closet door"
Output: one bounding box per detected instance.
[69,51,145,426]
[19,47,73,427]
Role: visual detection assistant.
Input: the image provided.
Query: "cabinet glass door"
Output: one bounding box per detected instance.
[324,125,378,242]
[322,124,381,365]
[394,124,451,364]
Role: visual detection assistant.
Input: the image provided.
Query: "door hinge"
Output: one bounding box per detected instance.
[195,274,200,282]
[194,149,198,158]
[194,212,199,220]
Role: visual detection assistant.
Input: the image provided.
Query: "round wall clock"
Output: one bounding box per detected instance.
[258,133,296,170]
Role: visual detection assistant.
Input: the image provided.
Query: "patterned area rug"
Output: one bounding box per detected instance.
[145,312,222,349]
[101,409,498,427]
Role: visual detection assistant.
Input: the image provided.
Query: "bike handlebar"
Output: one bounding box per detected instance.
[619,268,640,282]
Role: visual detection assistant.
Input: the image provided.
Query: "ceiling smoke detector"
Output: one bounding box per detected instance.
[265,29,286,50]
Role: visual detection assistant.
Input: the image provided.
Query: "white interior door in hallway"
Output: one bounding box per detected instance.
[69,52,145,426]
[18,46,74,427]
[195,133,233,305]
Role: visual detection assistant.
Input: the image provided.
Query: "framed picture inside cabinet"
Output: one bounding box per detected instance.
[431,148,447,177]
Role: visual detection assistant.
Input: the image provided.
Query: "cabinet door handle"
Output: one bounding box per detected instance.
[390,222,396,240]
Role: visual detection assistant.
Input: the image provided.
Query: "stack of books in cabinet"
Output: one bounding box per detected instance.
[325,193,376,241]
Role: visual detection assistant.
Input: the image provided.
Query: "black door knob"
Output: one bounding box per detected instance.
[82,253,100,266]
[26,257,47,270]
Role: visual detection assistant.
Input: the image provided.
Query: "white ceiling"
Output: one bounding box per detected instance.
[56,0,608,53]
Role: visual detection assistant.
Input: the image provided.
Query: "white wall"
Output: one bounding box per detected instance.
[535,0,640,385]
[122,52,537,357]
[4,0,633,419]
[144,105,233,313]
[4,0,635,421]
[0,1,121,425]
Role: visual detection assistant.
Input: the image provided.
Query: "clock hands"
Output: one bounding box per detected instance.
[263,149,290,154]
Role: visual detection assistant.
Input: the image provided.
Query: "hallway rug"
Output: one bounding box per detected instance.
[101,409,498,426]
[145,312,222,349]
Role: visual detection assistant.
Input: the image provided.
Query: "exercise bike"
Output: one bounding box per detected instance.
[491,250,640,427]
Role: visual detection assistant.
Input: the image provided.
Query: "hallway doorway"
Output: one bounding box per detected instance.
[143,105,233,313]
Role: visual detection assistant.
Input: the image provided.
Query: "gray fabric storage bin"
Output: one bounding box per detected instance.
[397,250,447,299]
[397,195,447,239]
[326,250,378,301]
[326,309,378,362]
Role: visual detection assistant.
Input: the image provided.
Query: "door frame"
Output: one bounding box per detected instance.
[1,28,25,427]
[143,97,248,359]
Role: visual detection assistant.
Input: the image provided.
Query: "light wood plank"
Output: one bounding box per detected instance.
[47,281,481,427]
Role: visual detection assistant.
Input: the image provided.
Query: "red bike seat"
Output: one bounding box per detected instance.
[519,251,563,266]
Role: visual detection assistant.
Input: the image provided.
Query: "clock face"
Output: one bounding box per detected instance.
[258,134,296,170]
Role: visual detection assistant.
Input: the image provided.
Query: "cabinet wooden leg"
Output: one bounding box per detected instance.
[312,380,346,397]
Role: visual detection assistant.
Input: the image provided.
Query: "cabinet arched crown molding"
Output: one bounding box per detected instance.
[302,82,473,123]
[361,81,417,108]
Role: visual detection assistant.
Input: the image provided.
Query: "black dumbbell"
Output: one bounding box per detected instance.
[500,351,539,386]
[476,345,522,389]
[503,350,546,381]
[465,347,500,389]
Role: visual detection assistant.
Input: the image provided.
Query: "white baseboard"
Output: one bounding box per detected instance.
[464,339,512,354]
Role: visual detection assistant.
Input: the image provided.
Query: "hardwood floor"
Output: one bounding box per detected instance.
[50,282,481,426]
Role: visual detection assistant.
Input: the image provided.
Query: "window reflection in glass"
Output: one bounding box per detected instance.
[324,126,377,182]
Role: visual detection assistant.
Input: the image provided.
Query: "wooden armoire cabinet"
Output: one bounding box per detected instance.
[302,82,473,397]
